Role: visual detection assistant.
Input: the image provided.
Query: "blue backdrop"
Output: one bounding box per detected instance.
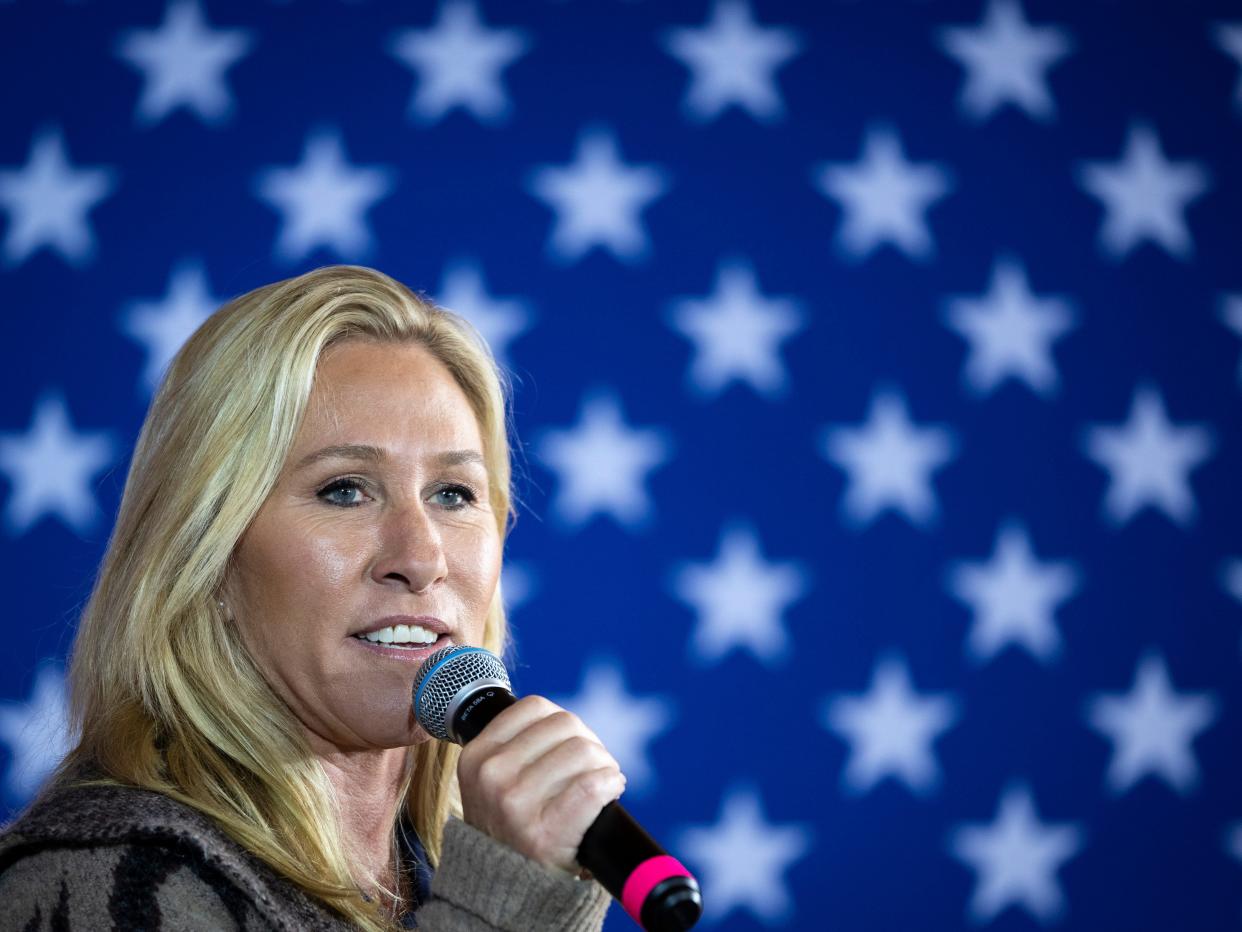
[1,1,1240,929]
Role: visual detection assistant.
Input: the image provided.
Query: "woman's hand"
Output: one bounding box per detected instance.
[456,696,626,875]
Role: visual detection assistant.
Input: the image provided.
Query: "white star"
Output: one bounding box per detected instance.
[435,260,533,368]
[1213,23,1242,110]
[666,261,805,399]
[115,0,254,127]
[1085,653,1217,795]
[671,524,809,666]
[254,129,395,263]
[1076,124,1210,260]
[678,786,813,925]
[661,0,802,123]
[536,392,671,530]
[1082,385,1214,527]
[822,655,958,795]
[527,128,669,264]
[937,0,1073,123]
[0,663,71,803]
[820,388,957,529]
[388,0,529,125]
[942,257,1076,398]
[1219,293,1242,388]
[120,259,222,393]
[946,522,1081,664]
[813,125,952,262]
[0,127,116,267]
[0,396,114,535]
[949,784,1084,924]
[555,658,674,795]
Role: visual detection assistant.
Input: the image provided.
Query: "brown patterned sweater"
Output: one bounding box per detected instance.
[0,778,610,931]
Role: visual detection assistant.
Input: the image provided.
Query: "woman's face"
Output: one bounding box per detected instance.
[227,339,501,751]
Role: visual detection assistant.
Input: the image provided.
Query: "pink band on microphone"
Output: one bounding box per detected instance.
[620,855,693,925]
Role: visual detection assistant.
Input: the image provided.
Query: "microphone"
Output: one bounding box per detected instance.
[412,645,702,932]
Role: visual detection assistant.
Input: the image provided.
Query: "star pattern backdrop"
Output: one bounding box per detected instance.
[0,1,1240,929]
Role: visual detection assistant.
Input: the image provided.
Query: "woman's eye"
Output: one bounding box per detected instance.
[317,478,368,507]
[432,485,476,509]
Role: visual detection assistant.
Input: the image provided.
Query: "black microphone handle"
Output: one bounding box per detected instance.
[448,684,702,932]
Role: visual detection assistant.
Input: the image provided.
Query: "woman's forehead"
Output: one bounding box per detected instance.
[315,339,449,388]
[297,342,484,455]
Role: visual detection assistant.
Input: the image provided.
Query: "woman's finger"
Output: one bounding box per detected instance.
[537,765,629,856]
[463,694,595,750]
[456,696,625,871]
[510,734,621,808]
[459,699,603,783]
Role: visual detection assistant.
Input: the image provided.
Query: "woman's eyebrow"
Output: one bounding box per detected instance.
[294,445,485,471]
[294,444,385,471]
[434,450,486,468]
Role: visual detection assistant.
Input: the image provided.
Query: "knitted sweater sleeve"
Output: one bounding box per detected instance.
[418,817,611,932]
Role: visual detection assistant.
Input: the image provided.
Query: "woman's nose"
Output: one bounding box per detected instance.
[369,502,448,592]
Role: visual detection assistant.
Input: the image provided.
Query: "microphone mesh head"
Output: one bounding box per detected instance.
[411,645,511,740]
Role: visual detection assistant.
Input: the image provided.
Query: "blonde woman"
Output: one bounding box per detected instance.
[0,266,623,930]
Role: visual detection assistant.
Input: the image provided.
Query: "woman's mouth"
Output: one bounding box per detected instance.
[352,623,441,648]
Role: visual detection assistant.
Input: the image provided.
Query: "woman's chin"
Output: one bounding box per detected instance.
[306,706,435,753]
[359,719,436,751]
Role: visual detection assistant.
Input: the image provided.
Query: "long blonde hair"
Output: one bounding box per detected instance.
[61,265,512,929]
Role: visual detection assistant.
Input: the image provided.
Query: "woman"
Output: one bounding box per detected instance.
[0,266,624,930]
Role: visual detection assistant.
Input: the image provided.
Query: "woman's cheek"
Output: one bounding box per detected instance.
[453,525,501,621]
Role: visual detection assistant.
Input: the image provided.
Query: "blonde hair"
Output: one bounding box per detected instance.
[61,265,512,930]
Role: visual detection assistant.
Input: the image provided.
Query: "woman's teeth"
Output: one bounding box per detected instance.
[356,624,439,646]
